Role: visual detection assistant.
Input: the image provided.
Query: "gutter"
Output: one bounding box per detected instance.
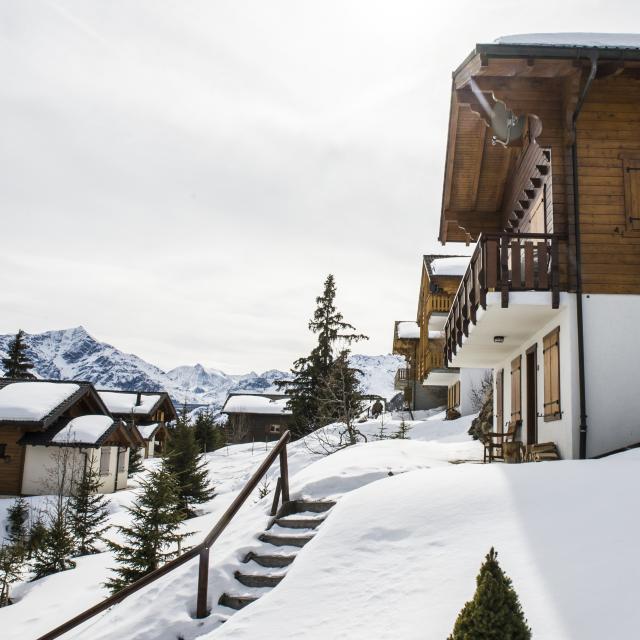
[571,53,599,459]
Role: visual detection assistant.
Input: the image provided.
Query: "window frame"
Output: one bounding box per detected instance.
[99,447,111,476]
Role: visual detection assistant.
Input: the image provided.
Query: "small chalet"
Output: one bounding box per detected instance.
[221,393,293,444]
[393,255,488,414]
[98,390,176,458]
[0,380,132,496]
[438,33,640,459]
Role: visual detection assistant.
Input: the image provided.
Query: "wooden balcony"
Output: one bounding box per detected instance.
[426,293,453,316]
[444,232,565,363]
[394,367,413,390]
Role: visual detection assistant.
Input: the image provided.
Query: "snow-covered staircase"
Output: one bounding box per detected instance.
[219,500,335,612]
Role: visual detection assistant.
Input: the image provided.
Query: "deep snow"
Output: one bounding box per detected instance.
[2,411,638,640]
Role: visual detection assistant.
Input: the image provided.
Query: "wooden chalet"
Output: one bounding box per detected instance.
[0,379,132,495]
[98,389,176,458]
[221,393,294,444]
[438,33,640,458]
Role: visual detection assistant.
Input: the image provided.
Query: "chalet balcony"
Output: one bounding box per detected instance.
[394,367,413,391]
[444,232,567,368]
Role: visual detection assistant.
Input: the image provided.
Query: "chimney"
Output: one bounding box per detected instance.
[136,392,142,407]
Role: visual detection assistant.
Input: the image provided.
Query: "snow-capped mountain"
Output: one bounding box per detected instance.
[0,327,404,408]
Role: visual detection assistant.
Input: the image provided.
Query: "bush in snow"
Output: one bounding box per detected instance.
[164,409,215,517]
[5,497,29,552]
[105,464,191,593]
[0,543,23,607]
[448,547,531,640]
[31,512,77,579]
[70,464,110,555]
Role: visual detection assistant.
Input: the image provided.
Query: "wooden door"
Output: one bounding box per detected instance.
[496,369,504,434]
[525,346,538,445]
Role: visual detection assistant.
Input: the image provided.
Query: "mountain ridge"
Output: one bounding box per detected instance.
[0,327,403,409]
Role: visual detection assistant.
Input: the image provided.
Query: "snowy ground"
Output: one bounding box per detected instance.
[2,410,639,639]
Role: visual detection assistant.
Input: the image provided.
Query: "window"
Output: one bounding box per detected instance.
[496,370,504,434]
[100,448,111,475]
[510,355,522,424]
[267,424,282,435]
[622,154,640,232]
[0,444,6,458]
[543,327,561,421]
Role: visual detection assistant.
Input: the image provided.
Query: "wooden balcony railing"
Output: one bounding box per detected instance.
[394,367,413,390]
[444,233,565,363]
[426,293,453,316]
[37,431,292,640]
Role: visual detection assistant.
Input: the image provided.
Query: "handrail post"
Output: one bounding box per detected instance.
[270,476,283,516]
[196,546,210,619]
[279,444,290,503]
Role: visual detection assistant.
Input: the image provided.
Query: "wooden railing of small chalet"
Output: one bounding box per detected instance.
[444,232,565,364]
[426,292,452,316]
[394,366,412,389]
[37,430,292,640]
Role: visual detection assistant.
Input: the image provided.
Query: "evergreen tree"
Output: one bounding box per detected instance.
[105,465,190,593]
[128,446,144,476]
[1,330,35,379]
[193,409,225,453]
[165,412,215,517]
[27,515,47,559]
[0,544,23,607]
[5,497,29,551]
[70,463,110,555]
[278,275,368,437]
[448,547,531,640]
[31,513,76,579]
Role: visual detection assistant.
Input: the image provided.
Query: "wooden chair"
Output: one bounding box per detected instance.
[483,420,522,463]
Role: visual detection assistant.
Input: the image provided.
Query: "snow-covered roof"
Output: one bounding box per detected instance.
[223,394,291,415]
[52,415,114,445]
[428,330,444,340]
[494,33,640,50]
[98,391,162,415]
[429,257,469,277]
[0,382,80,422]
[396,322,420,340]
[137,423,161,439]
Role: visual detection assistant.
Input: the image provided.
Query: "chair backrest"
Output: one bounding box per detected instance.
[505,419,522,442]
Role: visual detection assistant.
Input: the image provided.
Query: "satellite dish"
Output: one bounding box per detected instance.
[490,101,525,147]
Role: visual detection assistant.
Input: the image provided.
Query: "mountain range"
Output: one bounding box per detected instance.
[0,327,403,409]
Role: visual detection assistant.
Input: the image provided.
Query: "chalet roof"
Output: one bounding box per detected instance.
[137,422,166,440]
[97,390,176,419]
[439,33,640,244]
[19,415,131,448]
[0,380,110,429]
[221,393,291,416]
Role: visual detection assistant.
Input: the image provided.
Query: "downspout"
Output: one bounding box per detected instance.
[571,52,598,459]
[413,342,418,412]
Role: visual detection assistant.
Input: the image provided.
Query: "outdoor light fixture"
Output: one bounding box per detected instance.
[493,336,505,344]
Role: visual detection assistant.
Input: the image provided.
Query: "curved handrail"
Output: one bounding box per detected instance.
[37,430,292,640]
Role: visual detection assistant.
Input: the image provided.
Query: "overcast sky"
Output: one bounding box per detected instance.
[1,1,638,373]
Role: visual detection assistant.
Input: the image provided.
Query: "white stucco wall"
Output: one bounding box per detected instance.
[582,294,640,457]
[492,295,580,459]
[22,445,127,495]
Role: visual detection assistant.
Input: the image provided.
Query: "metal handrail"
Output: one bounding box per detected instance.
[37,430,292,640]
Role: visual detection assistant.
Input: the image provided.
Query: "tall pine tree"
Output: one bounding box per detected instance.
[128,446,144,476]
[165,410,215,517]
[70,462,110,555]
[278,275,367,437]
[5,497,29,552]
[31,512,76,579]
[193,409,225,453]
[1,330,35,379]
[105,465,190,593]
[448,547,531,640]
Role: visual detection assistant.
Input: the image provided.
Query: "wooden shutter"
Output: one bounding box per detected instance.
[100,448,111,475]
[496,369,504,434]
[543,327,561,420]
[622,155,640,232]
[510,356,521,423]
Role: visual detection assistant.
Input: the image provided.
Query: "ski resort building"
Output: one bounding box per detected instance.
[98,389,175,458]
[393,255,488,414]
[0,380,133,496]
[221,393,293,443]
[439,34,640,459]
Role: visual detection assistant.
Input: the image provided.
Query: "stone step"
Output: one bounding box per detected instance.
[274,516,324,530]
[243,551,296,568]
[259,532,314,547]
[218,593,259,611]
[234,570,284,588]
[291,500,336,513]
